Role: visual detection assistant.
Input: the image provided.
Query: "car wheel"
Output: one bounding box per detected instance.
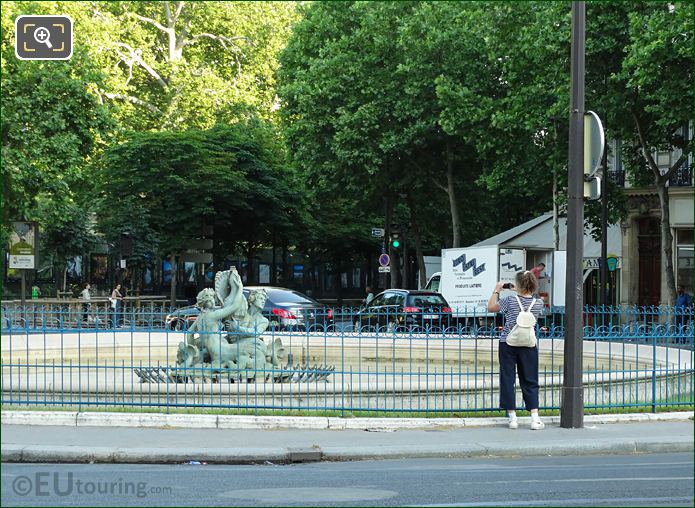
[172,319,185,331]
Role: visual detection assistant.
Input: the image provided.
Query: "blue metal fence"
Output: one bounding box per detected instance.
[1,303,692,413]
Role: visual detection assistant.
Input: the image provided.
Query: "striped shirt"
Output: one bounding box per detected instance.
[498,295,544,342]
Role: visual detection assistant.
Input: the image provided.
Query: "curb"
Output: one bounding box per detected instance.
[1,410,693,430]
[2,438,692,465]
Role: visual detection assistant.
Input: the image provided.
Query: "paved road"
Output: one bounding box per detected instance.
[1,453,692,507]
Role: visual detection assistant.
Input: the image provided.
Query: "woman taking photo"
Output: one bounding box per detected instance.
[487,271,545,430]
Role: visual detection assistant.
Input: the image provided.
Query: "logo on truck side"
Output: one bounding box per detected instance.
[452,254,486,276]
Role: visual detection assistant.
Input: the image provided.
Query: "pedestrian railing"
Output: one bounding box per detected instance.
[1,304,692,414]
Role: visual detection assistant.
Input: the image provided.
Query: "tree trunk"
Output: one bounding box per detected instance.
[406,191,427,289]
[655,183,676,307]
[385,194,397,288]
[336,256,343,305]
[552,172,560,251]
[246,243,255,285]
[271,233,277,285]
[168,30,178,62]
[169,254,177,308]
[445,140,461,247]
[282,242,288,286]
[551,117,561,252]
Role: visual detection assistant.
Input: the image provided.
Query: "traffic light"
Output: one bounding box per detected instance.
[390,231,401,249]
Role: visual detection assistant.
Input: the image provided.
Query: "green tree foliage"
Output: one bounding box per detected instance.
[97,122,300,264]
[81,1,300,130]
[279,1,552,263]
[607,1,693,305]
[2,1,301,295]
[1,2,114,289]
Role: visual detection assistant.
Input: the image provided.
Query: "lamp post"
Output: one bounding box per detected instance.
[561,1,585,429]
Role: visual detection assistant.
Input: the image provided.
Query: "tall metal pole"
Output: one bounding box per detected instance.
[600,144,609,310]
[20,270,26,308]
[561,1,585,429]
[402,233,408,289]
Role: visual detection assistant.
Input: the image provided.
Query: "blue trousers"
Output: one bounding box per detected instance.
[498,341,540,411]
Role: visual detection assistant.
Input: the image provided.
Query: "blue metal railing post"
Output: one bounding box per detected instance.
[652,329,657,412]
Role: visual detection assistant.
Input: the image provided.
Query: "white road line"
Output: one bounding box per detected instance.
[407,496,694,507]
[455,476,694,485]
[309,460,693,473]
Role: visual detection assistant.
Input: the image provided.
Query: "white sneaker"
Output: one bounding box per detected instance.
[530,420,545,430]
[508,418,519,429]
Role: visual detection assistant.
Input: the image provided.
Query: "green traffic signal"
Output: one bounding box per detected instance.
[392,239,400,248]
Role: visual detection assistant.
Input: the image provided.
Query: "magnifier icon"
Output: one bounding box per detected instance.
[34,26,52,49]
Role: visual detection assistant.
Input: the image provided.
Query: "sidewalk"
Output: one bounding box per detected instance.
[1,411,692,464]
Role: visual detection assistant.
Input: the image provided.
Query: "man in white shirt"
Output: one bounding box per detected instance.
[81,282,91,323]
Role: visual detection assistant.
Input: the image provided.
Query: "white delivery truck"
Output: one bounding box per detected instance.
[425,246,566,316]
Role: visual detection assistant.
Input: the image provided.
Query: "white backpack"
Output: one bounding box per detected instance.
[505,295,537,347]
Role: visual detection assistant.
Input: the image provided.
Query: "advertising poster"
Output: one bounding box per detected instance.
[9,221,37,269]
[293,264,304,284]
[90,254,108,284]
[66,256,82,282]
[184,262,196,283]
[162,259,173,284]
[498,249,526,284]
[440,246,497,313]
[259,264,270,284]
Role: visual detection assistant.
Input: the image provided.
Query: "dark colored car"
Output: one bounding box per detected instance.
[165,287,334,331]
[244,286,334,331]
[354,289,452,333]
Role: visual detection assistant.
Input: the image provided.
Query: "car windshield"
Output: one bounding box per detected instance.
[244,288,320,306]
[407,294,447,307]
[266,289,319,305]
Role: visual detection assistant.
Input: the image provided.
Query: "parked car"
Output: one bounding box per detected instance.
[244,286,334,331]
[354,289,452,333]
[164,287,334,331]
[165,304,205,330]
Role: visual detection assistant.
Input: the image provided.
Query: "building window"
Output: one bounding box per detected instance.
[657,151,672,168]
[676,229,694,294]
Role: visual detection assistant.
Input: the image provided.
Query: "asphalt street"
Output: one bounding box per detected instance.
[2,453,692,507]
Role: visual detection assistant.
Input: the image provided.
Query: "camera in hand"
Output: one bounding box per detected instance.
[502,283,514,289]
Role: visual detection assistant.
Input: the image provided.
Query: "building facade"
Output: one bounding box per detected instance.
[609,126,694,307]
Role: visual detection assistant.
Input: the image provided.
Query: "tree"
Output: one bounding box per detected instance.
[97,121,301,300]
[472,1,692,305]
[1,2,114,293]
[279,1,524,289]
[279,1,416,287]
[35,198,96,292]
[2,1,302,297]
[611,2,693,306]
[84,1,300,130]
